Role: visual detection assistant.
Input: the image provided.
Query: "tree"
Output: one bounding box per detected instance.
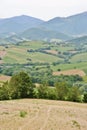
[83,93,87,103]
[55,82,69,100]
[9,72,35,99]
[0,81,11,100]
[47,87,57,100]
[68,86,81,102]
[37,82,49,99]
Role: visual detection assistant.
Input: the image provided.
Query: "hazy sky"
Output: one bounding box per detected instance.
[0,0,87,20]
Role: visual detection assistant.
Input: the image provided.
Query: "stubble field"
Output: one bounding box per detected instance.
[0,99,87,130]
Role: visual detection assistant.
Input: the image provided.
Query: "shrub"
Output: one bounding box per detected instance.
[83,93,87,103]
[20,111,27,118]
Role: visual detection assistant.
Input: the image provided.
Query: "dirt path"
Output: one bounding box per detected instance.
[19,109,39,130]
[40,107,51,130]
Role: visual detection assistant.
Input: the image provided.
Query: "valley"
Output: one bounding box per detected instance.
[0,2,87,130]
[0,12,87,100]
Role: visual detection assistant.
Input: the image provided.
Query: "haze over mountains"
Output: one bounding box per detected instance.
[0,12,87,43]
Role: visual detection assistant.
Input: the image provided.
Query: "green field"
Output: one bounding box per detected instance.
[19,41,45,49]
[51,62,87,74]
[2,41,63,64]
[3,48,63,64]
[51,46,75,52]
[70,52,87,63]
[0,40,87,75]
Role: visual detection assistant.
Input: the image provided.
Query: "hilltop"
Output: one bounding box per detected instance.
[0,99,87,130]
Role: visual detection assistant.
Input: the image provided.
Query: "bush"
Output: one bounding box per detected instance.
[20,111,27,118]
[83,93,87,103]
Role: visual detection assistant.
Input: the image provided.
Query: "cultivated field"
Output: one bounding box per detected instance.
[0,99,87,130]
[53,69,86,77]
[1,40,87,75]
[1,41,63,64]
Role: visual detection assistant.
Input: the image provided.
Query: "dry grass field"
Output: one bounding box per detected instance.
[0,99,87,130]
[53,69,86,77]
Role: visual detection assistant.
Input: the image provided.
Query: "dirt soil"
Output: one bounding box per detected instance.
[0,99,87,130]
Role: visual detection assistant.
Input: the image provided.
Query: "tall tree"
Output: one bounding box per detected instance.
[9,72,35,99]
[68,86,81,102]
[37,82,49,99]
[0,81,11,100]
[55,82,69,100]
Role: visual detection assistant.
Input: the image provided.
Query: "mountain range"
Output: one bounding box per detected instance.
[0,12,87,43]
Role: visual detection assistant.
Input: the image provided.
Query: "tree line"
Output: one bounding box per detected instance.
[0,71,87,103]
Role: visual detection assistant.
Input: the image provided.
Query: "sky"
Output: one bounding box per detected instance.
[0,0,87,20]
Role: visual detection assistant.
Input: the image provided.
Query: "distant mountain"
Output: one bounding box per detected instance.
[40,12,87,36]
[0,15,44,36]
[0,12,87,42]
[67,35,87,44]
[21,27,71,41]
[40,17,66,31]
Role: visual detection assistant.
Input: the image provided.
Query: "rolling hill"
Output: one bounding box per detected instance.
[21,27,71,41]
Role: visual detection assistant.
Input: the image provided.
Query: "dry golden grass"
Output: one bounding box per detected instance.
[53,69,86,77]
[0,99,87,130]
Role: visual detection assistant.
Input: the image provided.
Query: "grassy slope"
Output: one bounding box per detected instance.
[51,46,75,52]
[70,53,87,62]
[51,62,87,71]
[3,49,62,63]
[2,41,63,64]
[1,41,87,73]
[0,99,87,130]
